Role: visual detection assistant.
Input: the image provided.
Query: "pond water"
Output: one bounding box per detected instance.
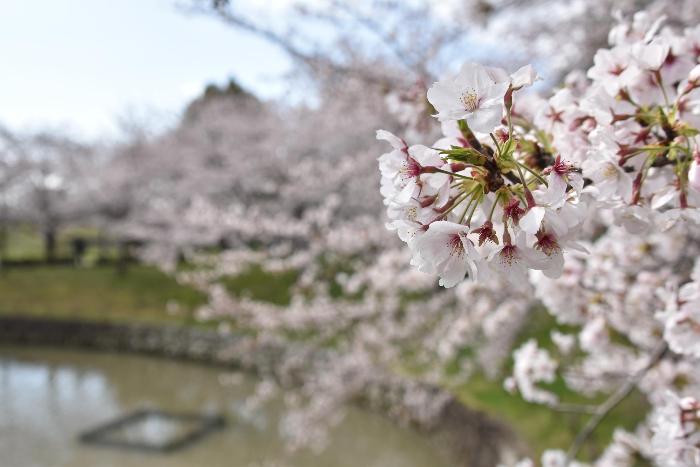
[0,347,450,467]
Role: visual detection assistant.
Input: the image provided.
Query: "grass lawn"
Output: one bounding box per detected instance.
[453,373,647,461]
[450,306,649,461]
[0,265,206,325]
[220,264,299,306]
[0,224,120,262]
[0,262,301,324]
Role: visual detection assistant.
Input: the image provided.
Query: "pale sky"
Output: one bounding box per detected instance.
[0,0,293,140]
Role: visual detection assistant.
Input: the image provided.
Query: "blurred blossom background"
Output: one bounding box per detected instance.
[2,1,700,467]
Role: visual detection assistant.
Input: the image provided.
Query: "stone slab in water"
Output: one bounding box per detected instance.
[79,408,226,453]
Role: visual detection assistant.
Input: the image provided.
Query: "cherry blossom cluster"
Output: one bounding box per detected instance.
[379,14,700,285]
[658,257,700,360]
[539,12,700,233]
[506,221,700,466]
[379,12,700,467]
[652,391,700,467]
[378,63,587,289]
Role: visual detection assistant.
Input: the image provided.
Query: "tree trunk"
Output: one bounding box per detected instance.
[44,228,56,263]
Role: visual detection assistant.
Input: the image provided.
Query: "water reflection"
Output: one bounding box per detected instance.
[0,347,449,467]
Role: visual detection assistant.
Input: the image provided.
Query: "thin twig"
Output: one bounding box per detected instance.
[565,341,668,463]
[549,402,598,415]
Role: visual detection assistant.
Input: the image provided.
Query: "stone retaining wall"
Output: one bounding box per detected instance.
[0,315,523,466]
[0,316,240,363]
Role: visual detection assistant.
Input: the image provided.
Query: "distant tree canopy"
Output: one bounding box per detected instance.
[184,78,258,122]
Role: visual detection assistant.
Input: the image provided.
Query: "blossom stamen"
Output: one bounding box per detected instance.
[499,244,519,266]
[460,89,481,112]
[535,231,561,256]
[471,221,499,246]
[503,198,526,225]
[446,233,465,258]
[399,157,422,180]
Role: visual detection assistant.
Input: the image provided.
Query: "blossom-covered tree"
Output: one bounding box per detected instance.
[378,11,700,466]
[0,129,100,261]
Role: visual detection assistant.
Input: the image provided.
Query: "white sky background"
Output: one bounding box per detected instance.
[0,0,294,140]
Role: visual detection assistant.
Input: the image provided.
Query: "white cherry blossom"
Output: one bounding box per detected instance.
[427,62,509,131]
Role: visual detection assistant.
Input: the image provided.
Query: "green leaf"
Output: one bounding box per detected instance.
[438,146,487,166]
[500,138,515,159]
[677,126,700,137]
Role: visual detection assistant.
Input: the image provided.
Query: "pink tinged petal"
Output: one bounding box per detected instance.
[396,181,419,204]
[425,220,468,236]
[492,244,517,270]
[419,223,476,287]
[633,40,669,70]
[519,245,549,270]
[492,245,529,286]
[426,172,450,190]
[689,160,700,192]
[566,241,589,254]
[520,206,546,235]
[541,250,565,279]
[376,130,405,150]
[682,209,700,224]
[410,145,441,166]
[434,180,452,209]
[466,104,503,134]
[643,16,666,42]
[482,81,510,105]
[438,253,470,288]
[510,64,540,89]
[543,209,569,237]
[461,238,481,278]
[615,207,652,234]
[618,65,642,89]
[389,220,424,246]
[427,81,464,120]
[617,170,634,201]
[432,136,459,150]
[483,65,509,84]
[568,173,584,195]
[440,121,462,139]
[689,64,700,83]
[415,221,462,264]
[472,257,493,282]
[558,202,586,229]
[412,254,434,274]
[378,150,404,178]
[473,65,503,89]
[380,177,402,201]
[651,187,677,209]
[542,173,568,207]
[455,62,491,88]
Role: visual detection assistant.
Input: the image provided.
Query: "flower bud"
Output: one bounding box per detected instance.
[688,156,700,193]
[510,64,539,90]
[633,39,669,71]
[689,64,700,84]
